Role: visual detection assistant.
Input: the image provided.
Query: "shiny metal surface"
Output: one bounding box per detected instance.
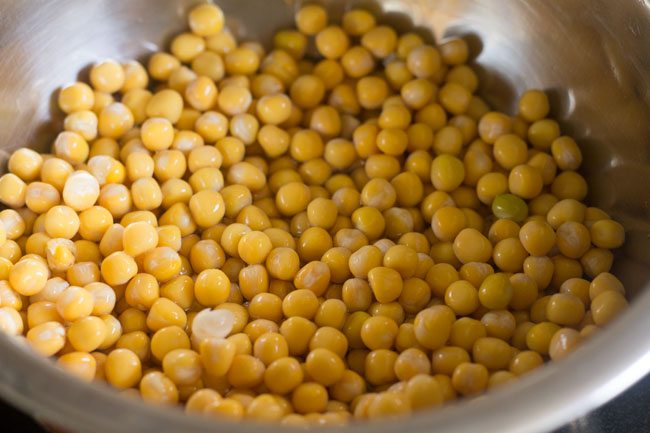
[1,1,650,432]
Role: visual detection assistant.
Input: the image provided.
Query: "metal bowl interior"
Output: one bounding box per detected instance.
[0,1,650,432]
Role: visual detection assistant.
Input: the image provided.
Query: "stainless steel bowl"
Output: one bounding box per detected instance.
[1,1,650,432]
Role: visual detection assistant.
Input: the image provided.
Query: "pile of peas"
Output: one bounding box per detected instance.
[0,2,630,425]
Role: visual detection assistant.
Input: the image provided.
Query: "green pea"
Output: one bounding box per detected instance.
[492,194,528,222]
